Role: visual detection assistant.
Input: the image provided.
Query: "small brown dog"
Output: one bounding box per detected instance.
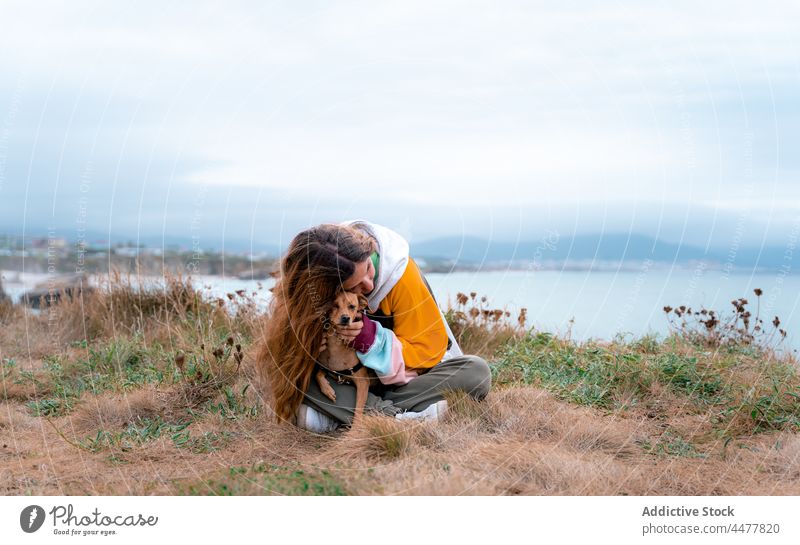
[316,290,377,425]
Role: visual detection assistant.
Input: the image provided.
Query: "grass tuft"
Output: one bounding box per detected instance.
[181,463,347,496]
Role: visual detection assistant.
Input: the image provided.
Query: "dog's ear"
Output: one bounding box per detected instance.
[357,294,369,311]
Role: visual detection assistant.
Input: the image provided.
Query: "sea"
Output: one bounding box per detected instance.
[3,267,798,352]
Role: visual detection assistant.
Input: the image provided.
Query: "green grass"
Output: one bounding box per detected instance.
[181,463,348,496]
[18,338,175,417]
[27,397,73,417]
[81,338,175,391]
[638,430,706,458]
[492,331,800,439]
[656,352,725,404]
[1,357,16,379]
[201,384,260,420]
[79,416,190,453]
[492,332,657,408]
[171,430,235,454]
[77,416,236,454]
[720,376,800,434]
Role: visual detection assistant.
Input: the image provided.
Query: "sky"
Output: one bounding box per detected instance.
[0,0,798,254]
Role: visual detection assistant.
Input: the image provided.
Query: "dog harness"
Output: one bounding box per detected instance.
[317,361,365,385]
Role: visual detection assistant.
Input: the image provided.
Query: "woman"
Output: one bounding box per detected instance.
[257,219,491,432]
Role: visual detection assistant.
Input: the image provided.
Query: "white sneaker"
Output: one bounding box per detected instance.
[296,404,339,433]
[394,400,448,423]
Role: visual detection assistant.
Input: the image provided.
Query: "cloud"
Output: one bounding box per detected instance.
[0,0,798,246]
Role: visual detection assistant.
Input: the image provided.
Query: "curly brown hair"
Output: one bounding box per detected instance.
[255,223,376,424]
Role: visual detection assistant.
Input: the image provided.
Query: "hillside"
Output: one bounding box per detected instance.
[0,279,798,495]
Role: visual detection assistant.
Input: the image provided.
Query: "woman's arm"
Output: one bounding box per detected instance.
[349,257,448,382]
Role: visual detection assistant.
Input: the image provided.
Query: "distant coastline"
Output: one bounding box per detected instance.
[1,231,796,277]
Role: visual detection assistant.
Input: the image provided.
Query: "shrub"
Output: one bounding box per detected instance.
[444,291,528,358]
[663,288,787,350]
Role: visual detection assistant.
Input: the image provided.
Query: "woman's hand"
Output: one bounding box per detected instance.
[334,318,363,343]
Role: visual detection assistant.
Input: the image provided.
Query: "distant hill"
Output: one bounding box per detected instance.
[411,233,789,269]
[3,228,792,271]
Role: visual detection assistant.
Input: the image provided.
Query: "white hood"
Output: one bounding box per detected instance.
[340,219,409,312]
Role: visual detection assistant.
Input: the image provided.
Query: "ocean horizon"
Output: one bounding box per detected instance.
[5,267,796,352]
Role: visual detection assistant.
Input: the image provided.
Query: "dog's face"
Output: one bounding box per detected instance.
[329,290,368,327]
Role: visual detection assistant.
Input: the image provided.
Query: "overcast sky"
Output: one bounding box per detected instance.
[1,0,798,253]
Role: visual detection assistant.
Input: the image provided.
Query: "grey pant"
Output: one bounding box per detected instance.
[303,355,492,425]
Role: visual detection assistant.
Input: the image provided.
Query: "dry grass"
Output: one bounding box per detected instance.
[445,291,528,358]
[2,382,799,495]
[0,270,262,356]
[1,280,799,495]
[0,297,16,324]
[68,388,167,435]
[492,330,800,441]
[54,271,231,344]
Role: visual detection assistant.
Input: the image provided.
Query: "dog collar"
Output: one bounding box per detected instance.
[317,361,365,385]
